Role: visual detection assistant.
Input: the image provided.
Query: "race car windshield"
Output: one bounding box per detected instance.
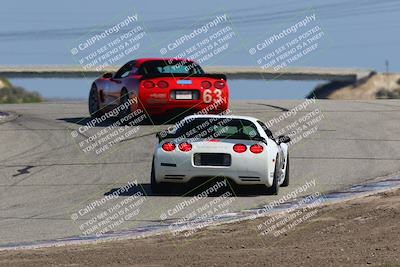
[139,60,204,75]
[173,118,262,141]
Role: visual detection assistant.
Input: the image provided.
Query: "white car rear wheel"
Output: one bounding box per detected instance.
[265,155,279,195]
[281,153,290,187]
[151,159,172,194]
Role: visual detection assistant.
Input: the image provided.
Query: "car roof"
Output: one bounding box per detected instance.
[134,58,196,64]
[183,114,260,124]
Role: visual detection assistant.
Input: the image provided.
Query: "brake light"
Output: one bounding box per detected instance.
[157,80,168,88]
[178,142,192,152]
[233,144,246,153]
[162,142,175,152]
[143,81,155,88]
[201,81,212,89]
[214,80,225,89]
[250,144,263,154]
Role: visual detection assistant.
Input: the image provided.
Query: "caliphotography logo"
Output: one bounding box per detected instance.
[0,1,399,267]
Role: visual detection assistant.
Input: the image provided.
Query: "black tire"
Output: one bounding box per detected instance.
[281,153,290,187]
[118,88,131,118]
[88,84,103,118]
[150,159,171,194]
[266,155,279,195]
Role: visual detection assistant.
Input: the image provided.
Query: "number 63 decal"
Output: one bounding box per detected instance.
[203,89,222,103]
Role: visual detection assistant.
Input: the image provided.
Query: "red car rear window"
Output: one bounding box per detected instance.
[138,60,204,75]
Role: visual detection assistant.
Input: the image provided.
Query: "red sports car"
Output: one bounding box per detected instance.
[88,58,229,120]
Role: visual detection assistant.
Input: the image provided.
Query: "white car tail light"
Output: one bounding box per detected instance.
[233,144,246,153]
[162,142,175,152]
[178,142,192,152]
[250,144,263,154]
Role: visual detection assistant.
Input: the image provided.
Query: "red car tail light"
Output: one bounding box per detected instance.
[233,144,247,153]
[157,80,168,88]
[250,144,263,154]
[178,142,192,152]
[143,81,155,88]
[162,142,175,152]
[214,80,225,89]
[201,81,212,89]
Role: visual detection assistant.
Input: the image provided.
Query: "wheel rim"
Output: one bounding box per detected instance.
[277,168,285,184]
[276,157,285,184]
[273,156,280,191]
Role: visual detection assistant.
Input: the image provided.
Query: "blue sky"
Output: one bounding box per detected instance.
[1,0,399,99]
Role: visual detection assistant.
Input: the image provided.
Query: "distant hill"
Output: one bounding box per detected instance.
[0,77,43,103]
[308,73,400,99]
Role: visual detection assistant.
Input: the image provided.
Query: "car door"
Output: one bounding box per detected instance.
[102,61,134,106]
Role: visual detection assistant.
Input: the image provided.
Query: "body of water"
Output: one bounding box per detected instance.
[2,0,399,99]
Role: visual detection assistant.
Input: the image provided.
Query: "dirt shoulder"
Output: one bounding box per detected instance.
[1,189,399,267]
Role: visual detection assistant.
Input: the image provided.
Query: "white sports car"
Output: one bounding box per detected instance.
[151,114,290,195]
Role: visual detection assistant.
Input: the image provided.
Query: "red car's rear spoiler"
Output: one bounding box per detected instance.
[139,73,226,81]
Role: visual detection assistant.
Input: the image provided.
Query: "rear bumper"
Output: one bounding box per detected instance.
[154,152,272,186]
[137,85,229,116]
[156,165,271,186]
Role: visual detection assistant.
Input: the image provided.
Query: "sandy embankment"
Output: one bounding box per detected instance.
[310,73,400,99]
[0,188,399,266]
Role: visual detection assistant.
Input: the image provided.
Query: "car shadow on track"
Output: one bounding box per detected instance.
[58,117,155,126]
[58,116,183,126]
[104,181,271,197]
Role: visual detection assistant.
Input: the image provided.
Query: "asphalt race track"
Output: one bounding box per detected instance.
[0,100,399,246]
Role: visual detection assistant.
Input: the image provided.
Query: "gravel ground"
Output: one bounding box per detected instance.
[0,188,399,267]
